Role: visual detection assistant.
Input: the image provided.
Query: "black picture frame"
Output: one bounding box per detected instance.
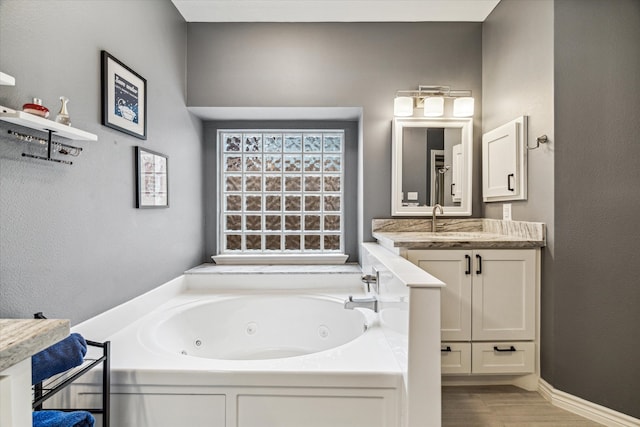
[101,50,147,139]
[135,147,168,208]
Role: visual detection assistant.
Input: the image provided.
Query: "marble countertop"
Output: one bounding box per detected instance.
[373,231,544,249]
[372,219,546,249]
[187,263,362,274]
[0,319,70,371]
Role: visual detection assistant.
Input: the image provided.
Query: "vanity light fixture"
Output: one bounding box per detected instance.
[423,96,444,117]
[453,96,475,117]
[393,96,414,117]
[393,85,474,117]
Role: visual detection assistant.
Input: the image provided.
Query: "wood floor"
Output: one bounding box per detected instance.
[442,386,603,426]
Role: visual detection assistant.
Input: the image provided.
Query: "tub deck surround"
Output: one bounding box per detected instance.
[0,318,70,371]
[64,258,444,426]
[185,264,370,293]
[67,266,409,427]
[372,218,546,250]
[361,242,444,427]
[187,263,362,274]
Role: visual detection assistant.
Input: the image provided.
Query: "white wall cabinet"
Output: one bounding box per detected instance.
[482,116,527,202]
[407,248,537,375]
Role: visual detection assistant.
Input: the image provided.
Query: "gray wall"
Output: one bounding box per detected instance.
[554,0,640,418]
[485,0,640,419]
[202,120,359,261]
[187,22,483,246]
[0,0,204,325]
[402,127,432,206]
[482,0,556,390]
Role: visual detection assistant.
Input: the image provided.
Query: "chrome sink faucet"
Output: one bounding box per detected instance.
[344,296,378,312]
[432,204,444,232]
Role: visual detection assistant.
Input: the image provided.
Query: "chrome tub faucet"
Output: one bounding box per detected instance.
[361,267,379,294]
[344,295,379,312]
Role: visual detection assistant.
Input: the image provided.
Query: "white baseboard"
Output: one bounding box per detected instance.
[538,379,639,427]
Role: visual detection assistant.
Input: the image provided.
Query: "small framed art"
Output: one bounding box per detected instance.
[101,50,147,139]
[136,147,168,208]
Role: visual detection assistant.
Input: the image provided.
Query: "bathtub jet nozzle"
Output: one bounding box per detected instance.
[344,295,378,312]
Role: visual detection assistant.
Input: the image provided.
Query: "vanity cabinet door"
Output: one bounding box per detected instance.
[407,250,472,341]
[408,248,536,342]
[471,249,536,341]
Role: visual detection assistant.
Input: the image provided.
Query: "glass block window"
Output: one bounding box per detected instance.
[219,130,344,254]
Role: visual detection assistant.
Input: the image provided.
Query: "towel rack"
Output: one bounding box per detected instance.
[32,313,110,427]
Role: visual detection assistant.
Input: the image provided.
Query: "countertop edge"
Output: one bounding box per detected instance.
[0,319,70,371]
[372,231,546,249]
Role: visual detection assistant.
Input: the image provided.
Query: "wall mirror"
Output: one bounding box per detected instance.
[391,117,473,216]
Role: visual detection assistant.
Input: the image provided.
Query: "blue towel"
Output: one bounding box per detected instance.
[32,333,87,385]
[32,410,95,427]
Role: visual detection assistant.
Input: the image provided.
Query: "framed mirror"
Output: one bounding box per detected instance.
[391,117,473,216]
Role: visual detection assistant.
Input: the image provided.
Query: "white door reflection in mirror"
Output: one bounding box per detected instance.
[392,117,473,216]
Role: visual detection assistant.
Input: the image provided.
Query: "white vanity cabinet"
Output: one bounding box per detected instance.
[407,248,537,375]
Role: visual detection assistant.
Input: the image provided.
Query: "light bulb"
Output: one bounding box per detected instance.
[423,97,444,117]
[453,97,474,117]
[394,96,413,117]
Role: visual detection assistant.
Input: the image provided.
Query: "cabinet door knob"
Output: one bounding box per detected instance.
[465,255,471,275]
[475,254,482,274]
[493,345,517,352]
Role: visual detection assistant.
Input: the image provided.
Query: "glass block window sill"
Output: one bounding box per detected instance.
[211,254,349,265]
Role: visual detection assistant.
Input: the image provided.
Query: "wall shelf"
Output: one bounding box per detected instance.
[0,71,16,86]
[0,106,97,141]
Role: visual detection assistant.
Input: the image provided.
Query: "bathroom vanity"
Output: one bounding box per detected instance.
[372,218,545,390]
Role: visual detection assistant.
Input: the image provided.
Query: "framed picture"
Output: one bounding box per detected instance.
[136,147,168,208]
[101,50,147,139]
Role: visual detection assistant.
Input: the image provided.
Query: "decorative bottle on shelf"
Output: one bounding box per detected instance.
[22,98,50,118]
[55,96,70,126]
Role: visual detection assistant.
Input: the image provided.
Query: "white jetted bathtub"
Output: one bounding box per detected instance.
[143,294,370,361]
[65,248,443,427]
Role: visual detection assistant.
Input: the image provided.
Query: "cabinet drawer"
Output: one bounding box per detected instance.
[471,342,535,374]
[441,342,471,375]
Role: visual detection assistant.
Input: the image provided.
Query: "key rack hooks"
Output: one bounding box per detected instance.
[1,105,97,165]
[8,128,82,165]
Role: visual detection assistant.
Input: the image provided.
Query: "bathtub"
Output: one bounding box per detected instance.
[142,294,371,360]
[65,264,410,427]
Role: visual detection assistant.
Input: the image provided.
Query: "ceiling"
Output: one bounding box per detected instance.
[171,0,500,22]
